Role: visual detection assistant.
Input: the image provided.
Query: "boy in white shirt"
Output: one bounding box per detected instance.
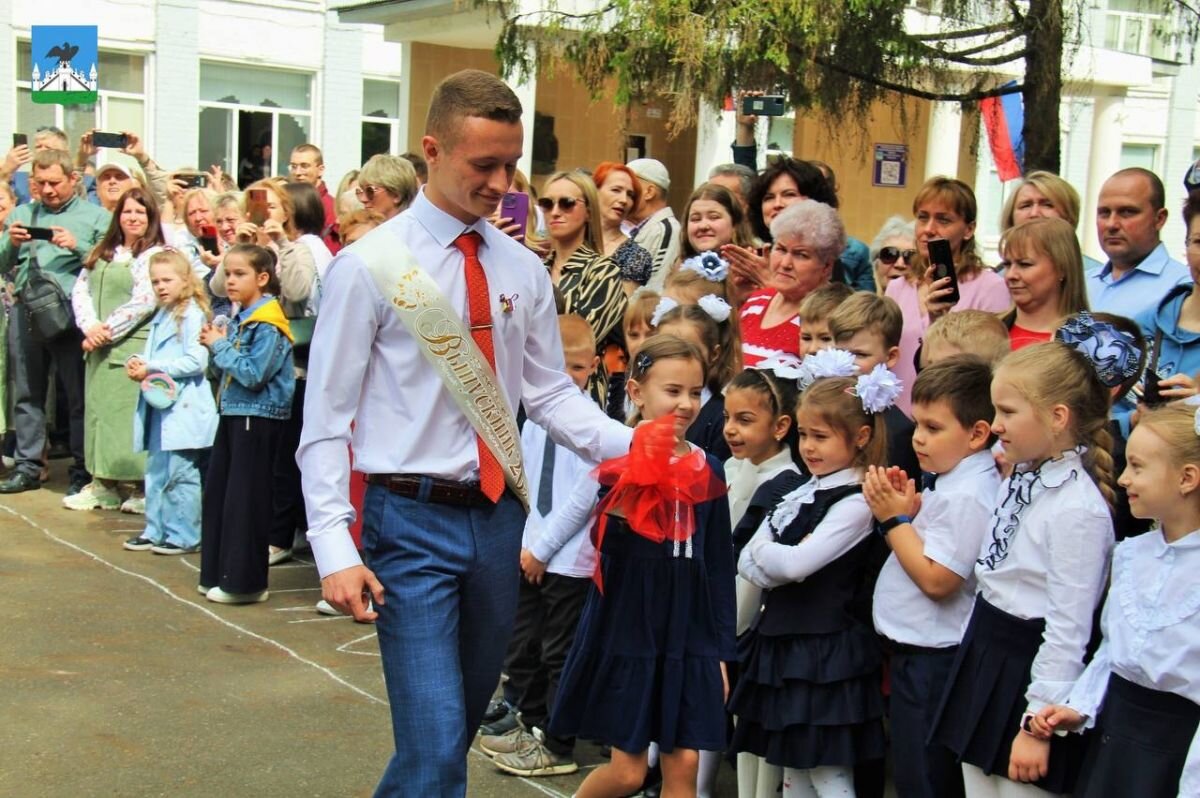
[862,355,1002,798]
[480,314,600,778]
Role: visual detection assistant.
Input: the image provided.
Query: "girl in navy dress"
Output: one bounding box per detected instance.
[1029,402,1200,797]
[549,334,737,797]
[731,356,902,797]
[930,331,1123,797]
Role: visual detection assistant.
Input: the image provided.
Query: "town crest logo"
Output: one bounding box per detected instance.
[31,25,98,105]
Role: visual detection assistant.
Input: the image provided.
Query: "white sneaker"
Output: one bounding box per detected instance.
[268,546,293,566]
[120,495,146,514]
[206,586,269,605]
[62,481,121,511]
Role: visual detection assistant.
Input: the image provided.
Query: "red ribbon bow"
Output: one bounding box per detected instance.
[589,415,727,593]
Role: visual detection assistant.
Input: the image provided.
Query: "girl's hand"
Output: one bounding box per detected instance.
[1033,705,1085,738]
[1158,373,1199,401]
[125,356,148,381]
[721,244,771,289]
[519,549,547,585]
[1008,732,1050,783]
[863,465,918,521]
[261,218,286,243]
[720,661,730,702]
[235,222,259,243]
[198,323,227,347]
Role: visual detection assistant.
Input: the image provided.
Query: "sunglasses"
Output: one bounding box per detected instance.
[355,184,382,201]
[537,196,583,213]
[878,247,917,265]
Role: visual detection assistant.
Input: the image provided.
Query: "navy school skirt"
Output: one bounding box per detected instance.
[930,596,1089,794]
[1075,674,1199,798]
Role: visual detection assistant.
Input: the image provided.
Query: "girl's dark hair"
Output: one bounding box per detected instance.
[747,158,838,241]
[626,334,707,426]
[727,367,801,464]
[226,243,281,296]
[86,187,165,268]
[798,377,889,470]
[285,181,326,237]
[657,303,742,392]
[1183,189,1200,230]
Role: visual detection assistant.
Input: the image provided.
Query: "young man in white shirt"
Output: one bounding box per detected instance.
[297,71,632,797]
[862,356,1002,798]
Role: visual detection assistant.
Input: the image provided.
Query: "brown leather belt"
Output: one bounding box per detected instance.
[364,474,493,508]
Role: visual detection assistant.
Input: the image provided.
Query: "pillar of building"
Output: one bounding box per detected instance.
[320,9,364,187]
[502,49,536,178]
[1082,93,1126,262]
[924,101,962,180]
[153,0,201,170]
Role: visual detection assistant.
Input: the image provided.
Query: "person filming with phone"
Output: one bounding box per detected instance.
[0,148,110,495]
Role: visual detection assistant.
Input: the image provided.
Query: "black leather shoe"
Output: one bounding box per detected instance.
[0,472,41,494]
[66,477,89,496]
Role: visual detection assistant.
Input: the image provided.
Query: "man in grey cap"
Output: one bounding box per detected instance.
[626,157,681,291]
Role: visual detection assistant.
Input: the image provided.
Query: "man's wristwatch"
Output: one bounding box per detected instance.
[876,515,911,538]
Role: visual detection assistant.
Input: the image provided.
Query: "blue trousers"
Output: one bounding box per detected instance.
[144,410,204,549]
[891,646,965,798]
[362,484,524,798]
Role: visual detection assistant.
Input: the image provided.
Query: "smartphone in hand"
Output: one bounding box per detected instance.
[26,226,55,241]
[247,189,269,226]
[741,95,787,117]
[500,192,529,239]
[199,224,221,256]
[13,133,27,148]
[178,172,208,189]
[92,131,129,149]
[926,238,961,306]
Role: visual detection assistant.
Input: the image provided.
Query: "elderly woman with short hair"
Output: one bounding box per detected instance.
[356,155,418,220]
[869,216,917,293]
[740,199,845,367]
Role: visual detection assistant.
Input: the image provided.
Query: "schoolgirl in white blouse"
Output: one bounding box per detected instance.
[930,335,1125,798]
[1031,402,1200,798]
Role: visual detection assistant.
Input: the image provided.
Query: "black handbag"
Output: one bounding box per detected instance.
[18,207,76,342]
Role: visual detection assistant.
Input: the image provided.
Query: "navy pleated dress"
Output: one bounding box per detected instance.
[728,471,887,770]
[548,453,737,755]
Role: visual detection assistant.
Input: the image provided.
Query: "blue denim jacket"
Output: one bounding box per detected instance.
[132,302,220,452]
[209,296,295,419]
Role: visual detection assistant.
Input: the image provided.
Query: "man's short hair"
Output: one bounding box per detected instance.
[923,310,1010,367]
[425,70,522,147]
[559,313,596,354]
[1110,166,1166,211]
[708,163,755,199]
[31,149,75,177]
[912,355,995,432]
[34,126,68,149]
[400,152,428,182]
[827,291,903,349]
[292,143,323,166]
[798,281,854,325]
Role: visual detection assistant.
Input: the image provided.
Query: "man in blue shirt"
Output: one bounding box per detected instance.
[1086,167,1191,319]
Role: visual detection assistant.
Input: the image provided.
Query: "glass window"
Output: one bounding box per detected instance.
[276,114,311,175]
[17,88,57,137]
[200,63,311,109]
[98,51,146,94]
[1120,143,1159,171]
[363,80,400,118]
[199,107,234,174]
[105,96,144,138]
[362,122,392,161]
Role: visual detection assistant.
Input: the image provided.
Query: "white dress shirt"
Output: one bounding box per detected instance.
[1066,529,1200,796]
[726,448,801,635]
[738,468,873,589]
[298,190,634,578]
[873,450,1000,648]
[521,418,598,578]
[975,448,1114,712]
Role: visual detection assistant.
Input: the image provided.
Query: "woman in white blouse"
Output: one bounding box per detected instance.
[930,340,1120,797]
[1030,403,1200,798]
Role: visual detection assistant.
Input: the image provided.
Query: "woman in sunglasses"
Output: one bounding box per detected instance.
[540,171,627,400]
[869,216,917,293]
[354,155,418,221]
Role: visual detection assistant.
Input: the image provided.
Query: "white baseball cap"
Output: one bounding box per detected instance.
[626,158,670,191]
[96,162,133,180]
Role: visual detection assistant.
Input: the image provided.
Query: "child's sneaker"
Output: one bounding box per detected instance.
[62,481,121,511]
[123,536,157,551]
[205,586,269,604]
[120,494,146,514]
[479,722,536,757]
[492,736,578,777]
[151,541,200,555]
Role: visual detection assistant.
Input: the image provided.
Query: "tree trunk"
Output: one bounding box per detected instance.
[1021,0,1064,173]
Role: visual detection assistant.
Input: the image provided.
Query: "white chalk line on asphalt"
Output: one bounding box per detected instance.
[5,503,575,798]
[0,502,388,708]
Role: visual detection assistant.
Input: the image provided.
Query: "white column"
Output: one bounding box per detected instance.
[1082,93,1126,262]
[0,0,14,143]
[320,10,364,188]
[924,101,962,180]
[153,0,201,170]
[502,49,536,179]
[396,42,413,154]
[1161,59,1200,263]
[692,99,736,187]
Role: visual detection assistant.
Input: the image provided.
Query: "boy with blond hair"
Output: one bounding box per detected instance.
[798,281,855,355]
[920,310,1010,369]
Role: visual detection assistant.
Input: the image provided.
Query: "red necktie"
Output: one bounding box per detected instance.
[452,231,505,503]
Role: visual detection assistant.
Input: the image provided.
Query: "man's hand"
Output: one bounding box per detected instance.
[734,92,761,145]
[321,565,385,622]
[49,226,77,251]
[7,222,32,245]
[122,132,147,162]
[77,131,99,166]
[3,144,32,178]
[520,548,547,585]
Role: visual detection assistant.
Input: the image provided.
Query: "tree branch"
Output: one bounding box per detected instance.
[919,44,1029,66]
[503,3,616,25]
[935,28,1025,57]
[909,21,1018,42]
[813,56,1023,101]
